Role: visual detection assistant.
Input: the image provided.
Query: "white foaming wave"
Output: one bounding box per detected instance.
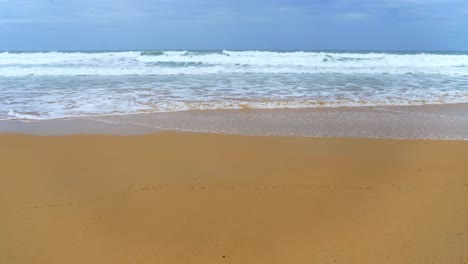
[3,93,467,121]
[7,110,42,120]
[140,50,468,68]
[0,51,468,76]
[1,65,467,76]
[0,51,140,65]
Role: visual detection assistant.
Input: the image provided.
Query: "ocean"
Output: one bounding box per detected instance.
[0,50,467,120]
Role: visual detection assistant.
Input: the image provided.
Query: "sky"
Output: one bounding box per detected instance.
[1,0,468,51]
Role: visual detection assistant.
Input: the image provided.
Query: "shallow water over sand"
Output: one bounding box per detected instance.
[1,104,467,140]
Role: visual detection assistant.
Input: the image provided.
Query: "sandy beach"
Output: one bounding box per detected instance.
[1,133,468,263]
[2,0,468,263]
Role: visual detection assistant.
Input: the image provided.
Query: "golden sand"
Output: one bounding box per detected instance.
[1,133,468,263]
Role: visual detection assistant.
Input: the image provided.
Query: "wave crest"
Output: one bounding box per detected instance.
[1,50,468,76]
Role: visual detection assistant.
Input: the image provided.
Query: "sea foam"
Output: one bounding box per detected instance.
[0,50,468,76]
[0,50,467,120]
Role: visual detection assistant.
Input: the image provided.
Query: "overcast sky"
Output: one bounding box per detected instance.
[1,0,467,51]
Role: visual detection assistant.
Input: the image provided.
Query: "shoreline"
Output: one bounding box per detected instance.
[2,133,468,263]
[1,103,467,139]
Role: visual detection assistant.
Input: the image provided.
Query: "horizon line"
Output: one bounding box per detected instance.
[2,48,468,53]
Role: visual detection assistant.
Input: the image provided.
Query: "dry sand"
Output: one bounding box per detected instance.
[1,133,468,263]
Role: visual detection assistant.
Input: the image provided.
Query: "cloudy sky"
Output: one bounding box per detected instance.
[1,0,467,51]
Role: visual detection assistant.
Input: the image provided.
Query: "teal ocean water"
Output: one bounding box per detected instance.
[0,50,467,120]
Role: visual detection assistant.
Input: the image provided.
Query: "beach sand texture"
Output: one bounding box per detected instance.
[1,133,468,263]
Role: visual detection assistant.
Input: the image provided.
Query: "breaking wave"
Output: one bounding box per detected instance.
[0,50,468,76]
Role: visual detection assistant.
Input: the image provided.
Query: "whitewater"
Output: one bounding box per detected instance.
[0,50,467,120]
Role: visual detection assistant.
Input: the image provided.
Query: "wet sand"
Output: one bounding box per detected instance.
[1,133,468,263]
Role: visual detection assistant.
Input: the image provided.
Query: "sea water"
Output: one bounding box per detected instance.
[0,50,467,120]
